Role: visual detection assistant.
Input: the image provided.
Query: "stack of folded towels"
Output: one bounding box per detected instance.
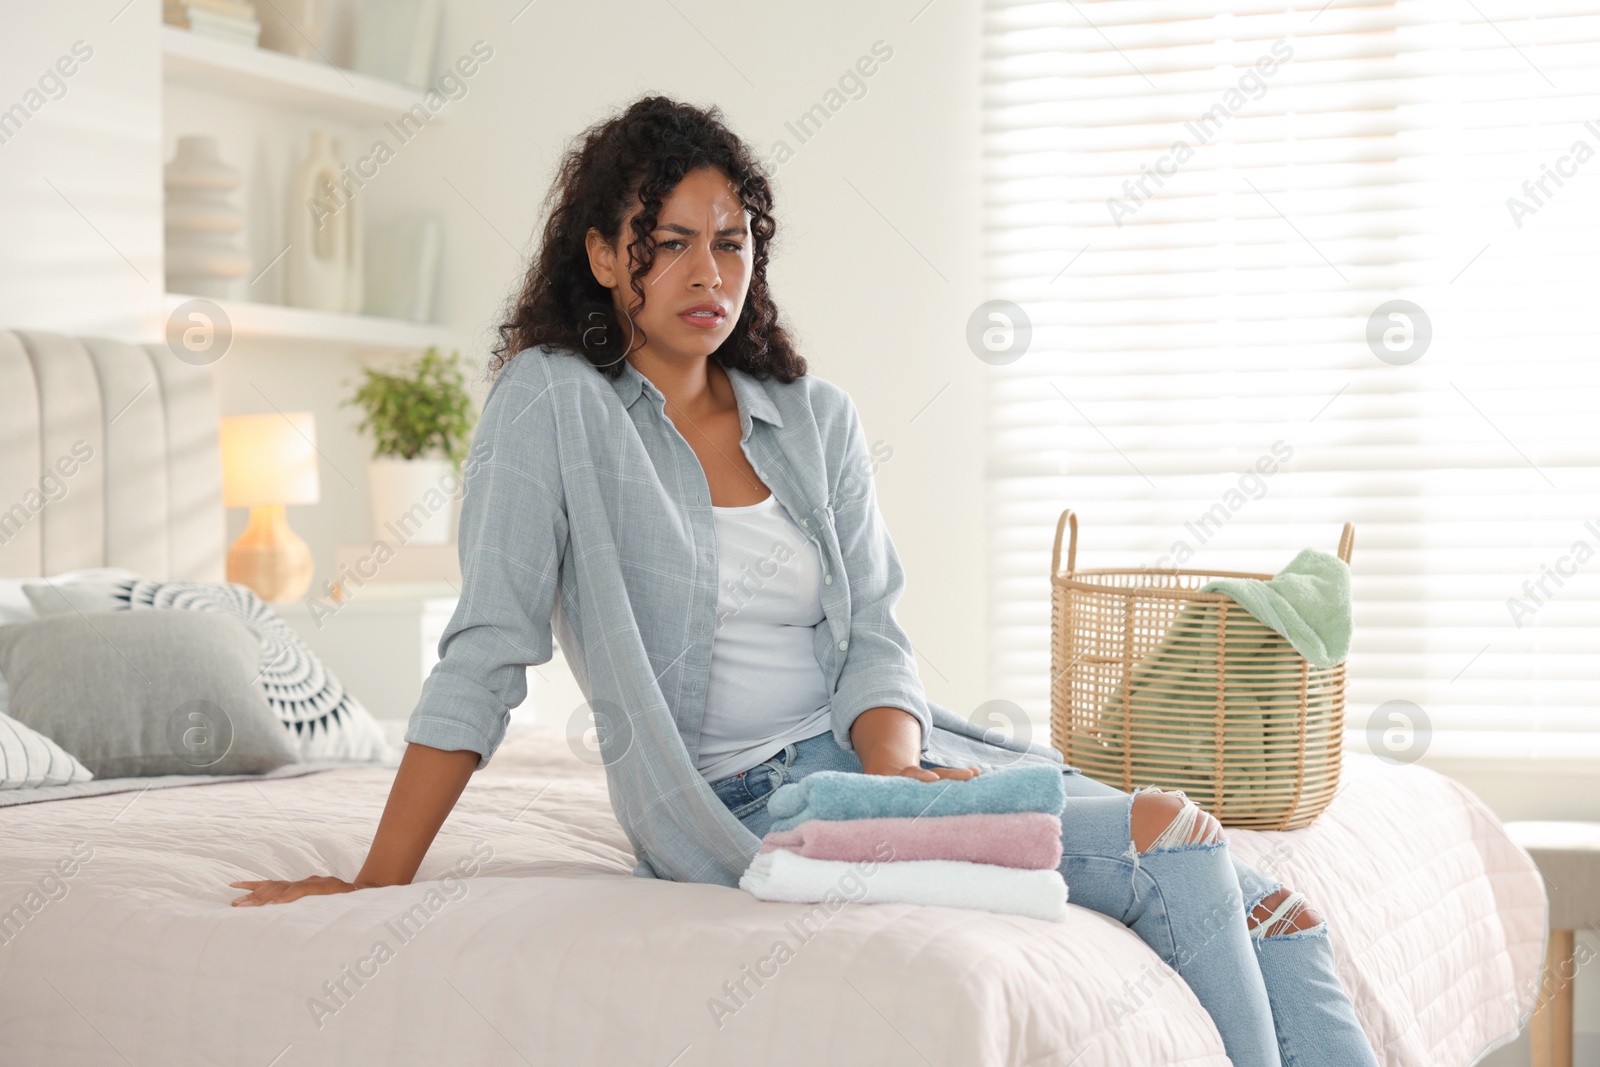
[739,764,1070,922]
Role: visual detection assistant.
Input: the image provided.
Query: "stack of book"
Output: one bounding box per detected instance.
[164,0,261,47]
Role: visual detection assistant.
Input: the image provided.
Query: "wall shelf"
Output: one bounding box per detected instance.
[160,26,437,126]
[164,292,452,349]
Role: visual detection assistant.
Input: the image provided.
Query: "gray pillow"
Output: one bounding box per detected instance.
[0,609,300,778]
[22,577,393,763]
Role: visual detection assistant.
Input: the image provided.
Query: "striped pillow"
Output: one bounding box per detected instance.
[0,709,92,789]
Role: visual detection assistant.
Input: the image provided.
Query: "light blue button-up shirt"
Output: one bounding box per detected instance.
[405,345,1063,888]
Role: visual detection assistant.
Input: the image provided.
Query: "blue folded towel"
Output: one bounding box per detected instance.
[766,764,1066,832]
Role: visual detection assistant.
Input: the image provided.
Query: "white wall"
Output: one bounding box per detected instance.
[0,2,161,336]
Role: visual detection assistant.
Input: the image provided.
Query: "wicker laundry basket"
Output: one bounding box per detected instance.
[1050,510,1355,830]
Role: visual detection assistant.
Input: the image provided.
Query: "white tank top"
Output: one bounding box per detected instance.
[695,492,833,781]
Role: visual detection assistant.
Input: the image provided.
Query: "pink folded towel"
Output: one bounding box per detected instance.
[759,812,1063,870]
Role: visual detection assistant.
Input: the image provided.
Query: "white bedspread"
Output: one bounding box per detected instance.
[0,726,1545,1066]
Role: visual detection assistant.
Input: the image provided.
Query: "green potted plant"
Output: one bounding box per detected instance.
[341,346,476,545]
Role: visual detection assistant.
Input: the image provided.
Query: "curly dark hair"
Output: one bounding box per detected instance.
[489,96,806,384]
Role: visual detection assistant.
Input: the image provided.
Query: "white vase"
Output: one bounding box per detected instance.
[368,457,455,546]
[258,0,324,60]
[364,216,439,320]
[334,137,365,314]
[354,0,441,87]
[164,136,250,298]
[286,131,349,311]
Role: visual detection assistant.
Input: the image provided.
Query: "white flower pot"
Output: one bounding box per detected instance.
[368,457,456,545]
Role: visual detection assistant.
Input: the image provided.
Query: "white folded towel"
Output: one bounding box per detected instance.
[740,850,1069,923]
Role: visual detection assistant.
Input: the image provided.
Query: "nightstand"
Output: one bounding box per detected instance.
[271,582,463,721]
[1503,821,1600,1067]
[272,582,574,729]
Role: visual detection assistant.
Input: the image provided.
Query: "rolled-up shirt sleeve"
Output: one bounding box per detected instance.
[404,359,568,769]
[826,393,934,756]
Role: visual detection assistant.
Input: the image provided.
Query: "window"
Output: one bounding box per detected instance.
[982,0,1600,760]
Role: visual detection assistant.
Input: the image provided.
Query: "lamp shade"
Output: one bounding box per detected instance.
[220,413,321,508]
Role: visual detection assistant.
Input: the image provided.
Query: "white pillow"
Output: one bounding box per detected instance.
[0,589,32,627]
[2,567,143,622]
[0,709,93,789]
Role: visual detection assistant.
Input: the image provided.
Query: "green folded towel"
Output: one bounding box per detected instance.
[1197,548,1352,669]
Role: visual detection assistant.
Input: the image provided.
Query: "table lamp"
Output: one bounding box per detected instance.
[220,412,320,601]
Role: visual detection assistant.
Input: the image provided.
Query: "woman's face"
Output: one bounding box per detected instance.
[587,166,754,363]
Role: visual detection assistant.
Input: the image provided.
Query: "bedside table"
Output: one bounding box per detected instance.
[271,582,462,721]
[1503,820,1600,1067]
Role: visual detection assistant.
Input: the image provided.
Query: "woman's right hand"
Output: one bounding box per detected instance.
[227,742,482,909]
[230,874,362,907]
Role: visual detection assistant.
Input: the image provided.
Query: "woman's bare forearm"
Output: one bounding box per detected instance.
[849,706,924,773]
[850,706,980,782]
[353,742,481,888]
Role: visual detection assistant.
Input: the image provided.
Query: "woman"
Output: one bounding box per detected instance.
[231,96,1379,1067]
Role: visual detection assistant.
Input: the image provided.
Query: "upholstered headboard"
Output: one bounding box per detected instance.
[0,330,224,581]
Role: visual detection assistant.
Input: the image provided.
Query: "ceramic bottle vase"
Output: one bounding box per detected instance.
[258,0,325,60]
[286,130,354,312]
[164,136,250,298]
[333,137,364,314]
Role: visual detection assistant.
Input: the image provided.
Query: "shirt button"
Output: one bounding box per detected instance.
[838,639,849,651]
[800,519,809,529]
[823,574,832,585]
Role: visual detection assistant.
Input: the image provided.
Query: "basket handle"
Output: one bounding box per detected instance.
[1054,511,1351,570]
[1052,509,1079,575]
[1337,522,1355,564]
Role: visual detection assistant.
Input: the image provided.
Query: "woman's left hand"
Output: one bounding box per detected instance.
[850,706,981,781]
[859,758,980,782]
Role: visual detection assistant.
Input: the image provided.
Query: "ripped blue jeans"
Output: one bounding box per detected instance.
[712,730,1379,1067]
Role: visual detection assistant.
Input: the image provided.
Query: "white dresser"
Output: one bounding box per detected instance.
[271,581,573,726]
[271,582,462,721]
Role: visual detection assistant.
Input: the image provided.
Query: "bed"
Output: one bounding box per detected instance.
[0,330,1549,1066]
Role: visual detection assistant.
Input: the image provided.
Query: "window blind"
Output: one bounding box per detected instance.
[981,0,1600,761]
